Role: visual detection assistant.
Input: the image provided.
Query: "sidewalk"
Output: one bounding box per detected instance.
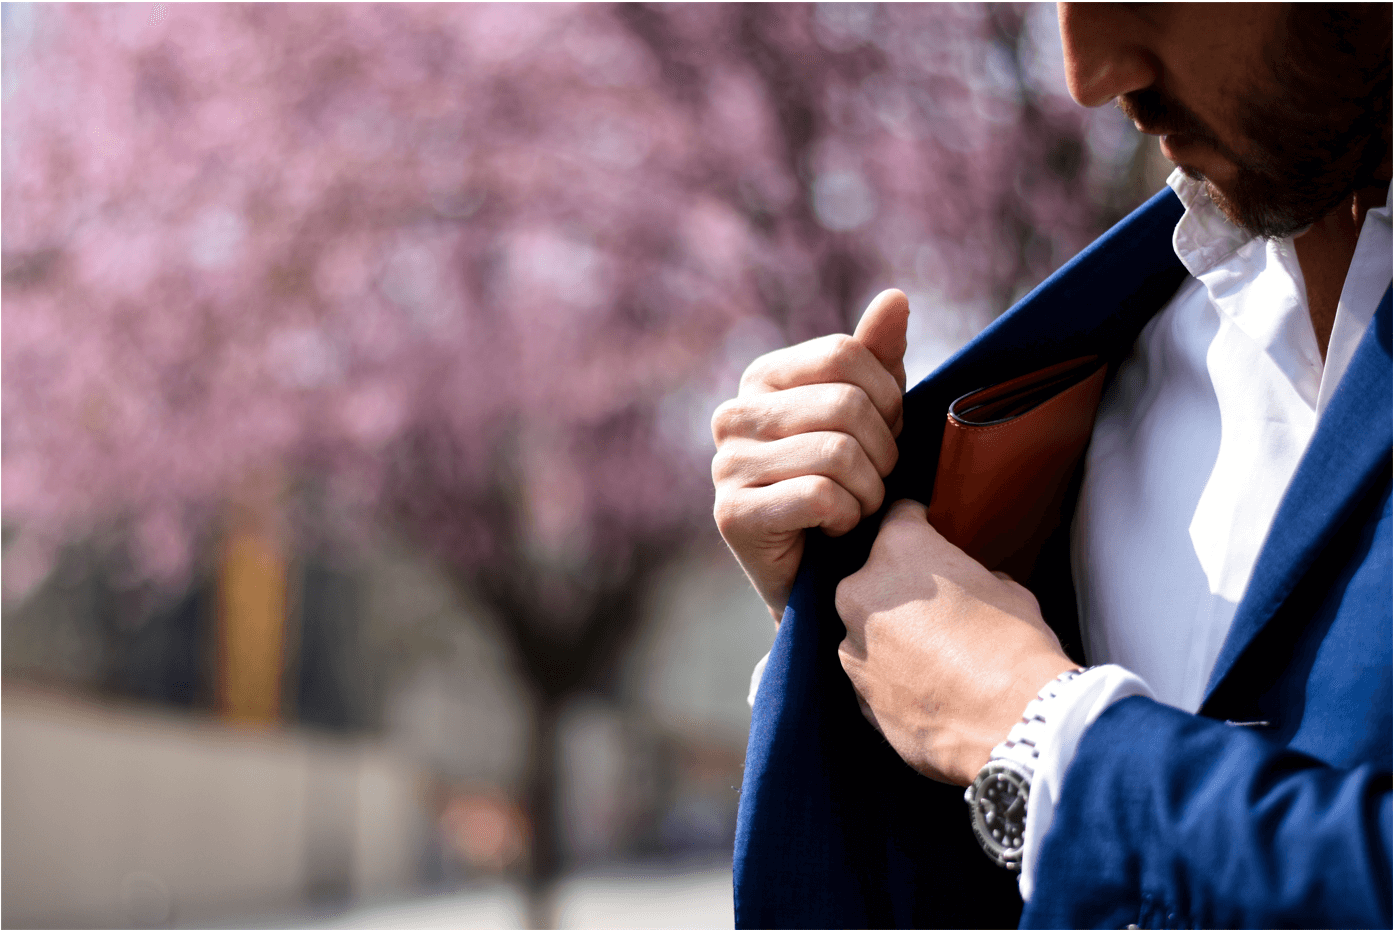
[274,862,734,930]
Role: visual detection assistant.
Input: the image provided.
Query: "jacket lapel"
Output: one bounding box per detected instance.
[1203,287,1393,704]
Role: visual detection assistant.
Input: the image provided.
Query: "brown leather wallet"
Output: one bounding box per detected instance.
[926,355,1107,582]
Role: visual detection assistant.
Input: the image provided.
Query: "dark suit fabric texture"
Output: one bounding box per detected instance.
[732,186,1394,929]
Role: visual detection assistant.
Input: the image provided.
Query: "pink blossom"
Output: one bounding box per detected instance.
[4,3,1125,596]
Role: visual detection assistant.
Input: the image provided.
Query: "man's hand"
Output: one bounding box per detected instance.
[835,499,1079,786]
[712,289,910,622]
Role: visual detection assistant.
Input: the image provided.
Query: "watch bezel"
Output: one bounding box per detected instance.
[964,758,1032,871]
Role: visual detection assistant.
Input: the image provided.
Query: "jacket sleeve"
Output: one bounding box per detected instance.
[1020,695,1393,929]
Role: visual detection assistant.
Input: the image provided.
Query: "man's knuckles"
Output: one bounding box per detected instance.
[816,432,869,489]
[825,384,898,476]
[820,333,871,378]
[709,439,751,484]
[709,396,751,444]
[709,393,795,445]
[827,379,869,421]
[714,385,898,480]
[836,633,865,666]
[740,333,901,417]
[712,432,881,508]
[809,334,900,420]
[796,474,862,534]
[711,488,749,540]
[871,505,936,558]
[834,571,873,627]
[735,345,790,393]
[994,573,1038,605]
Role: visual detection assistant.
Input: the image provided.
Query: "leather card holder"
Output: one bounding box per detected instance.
[926,355,1107,582]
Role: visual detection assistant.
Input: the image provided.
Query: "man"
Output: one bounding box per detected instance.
[713,5,1391,928]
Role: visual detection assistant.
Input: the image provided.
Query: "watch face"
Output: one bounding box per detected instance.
[967,761,1031,870]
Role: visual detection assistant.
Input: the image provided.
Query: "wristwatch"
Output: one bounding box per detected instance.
[964,668,1085,871]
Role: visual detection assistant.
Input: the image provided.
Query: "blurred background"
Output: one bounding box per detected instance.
[1,3,1169,928]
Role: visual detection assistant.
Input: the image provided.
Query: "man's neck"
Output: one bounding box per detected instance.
[1293,183,1389,361]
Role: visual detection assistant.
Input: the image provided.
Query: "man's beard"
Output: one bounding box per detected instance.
[1118,7,1391,240]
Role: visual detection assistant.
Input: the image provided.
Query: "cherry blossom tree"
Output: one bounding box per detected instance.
[2,3,1139,918]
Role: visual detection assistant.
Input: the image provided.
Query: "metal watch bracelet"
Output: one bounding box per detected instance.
[964,667,1087,870]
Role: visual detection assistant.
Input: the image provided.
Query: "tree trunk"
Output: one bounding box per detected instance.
[523,692,564,929]
[450,523,683,926]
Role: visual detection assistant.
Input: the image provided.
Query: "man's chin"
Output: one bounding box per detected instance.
[1164,132,1364,240]
[1183,166,1319,241]
[1194,176,1263,235]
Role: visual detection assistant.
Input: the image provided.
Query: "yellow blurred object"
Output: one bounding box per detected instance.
[217,522,289,724]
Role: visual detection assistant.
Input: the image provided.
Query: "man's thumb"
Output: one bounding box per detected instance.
[852,288,909,392]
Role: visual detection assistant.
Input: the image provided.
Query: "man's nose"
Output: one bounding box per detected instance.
[1056,3,1159,108]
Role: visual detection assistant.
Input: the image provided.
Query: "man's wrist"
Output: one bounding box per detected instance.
[965,667,1088,870]
[970,657,1081,779]
[993,666,1088,771]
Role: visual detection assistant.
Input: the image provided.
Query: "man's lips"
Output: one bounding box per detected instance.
[1159,133,1200,163]
[1131,119,1188,138]
[1118,96,1222,167]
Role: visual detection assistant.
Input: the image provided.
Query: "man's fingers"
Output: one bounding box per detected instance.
[711,382,899,477]
[852,288,910,394]
[864,499,931,557]
[887,498,964,550]
[741,334,903,430]
[885,498,930,522]
[878,503,1028,605]
[868,498,961,567]
[718,475,864,541]
[713,431,886,517]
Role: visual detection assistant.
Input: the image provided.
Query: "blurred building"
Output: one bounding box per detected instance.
[1,530,772,928]
[2,683,425,928]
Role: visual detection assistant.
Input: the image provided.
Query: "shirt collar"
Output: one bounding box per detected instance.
[1166,168,1256,278]
[1165,168,1320,408]
[1165,167,1393,416]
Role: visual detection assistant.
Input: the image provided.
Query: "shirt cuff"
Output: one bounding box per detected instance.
[748,651,770,708]
[1017,664,1154,902]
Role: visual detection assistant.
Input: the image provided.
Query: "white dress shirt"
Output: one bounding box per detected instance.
[1018,169,1394,900]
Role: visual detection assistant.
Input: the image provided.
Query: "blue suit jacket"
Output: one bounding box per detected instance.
[733,188,1393,929]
